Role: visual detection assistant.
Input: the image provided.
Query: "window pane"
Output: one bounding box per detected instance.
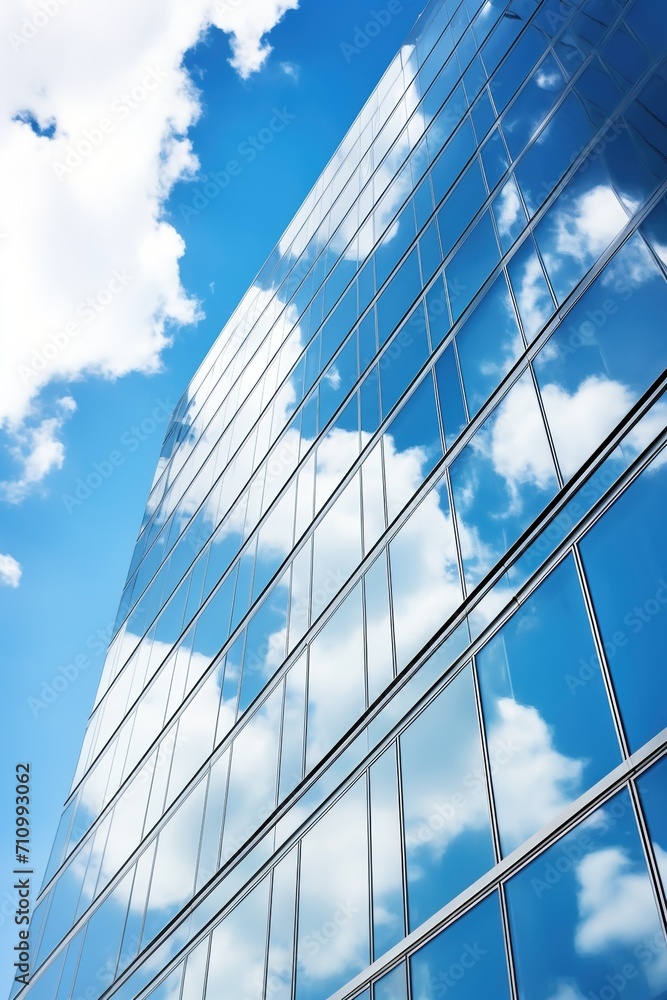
[370,746,405,960]
[221,683,282,860]
[476,555,621,855]
[384,373,443,523]
[535,234,667,480]
[410,892,511,1000]
[636,755,667,899]
[450,371,558,589]
[506,789,667,1000]
[306,583,365,770]
[296,779,370,1000]
[579,452,667,752]
[400,666,494,930]
[365,552,394,704]
[446,211,500,321]
[434,342,467,449]
[534,158,630,304]
[507,235,554,343]
[206,876,270,997]
[390,476,463,670]
[456,271,523,417]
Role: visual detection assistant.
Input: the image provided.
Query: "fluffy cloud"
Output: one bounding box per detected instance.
[0,552,22,587]
[488,697,584,851]
[0,0,298,497]
[0,395,76,502]
[575,847,663,956]
[210,0,300,78]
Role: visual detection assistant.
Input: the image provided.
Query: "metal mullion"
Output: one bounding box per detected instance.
[571,543,631,761]
[470,658,503,865]
[627,778,667,939]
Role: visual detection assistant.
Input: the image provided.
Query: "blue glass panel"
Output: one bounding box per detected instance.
[480,127,510,191]
[534,234,667,481]
[476,555,621,855]
[430,117,476,205]
[637,754,667,899]
[437,158,487,260]
[390,475,463,670]
[503,52,567,160]
[377,248,421,347]
[379,306,431,420]
[410,893,511,1000]
[492,176,527,252]
[370,747,405,960]
[384,372,443,523]
[507,235,554,342]
[579,452,667,752]
[446,211,500,321]
[534,158,629,305]
[375,962,407,1000]
[456,271,523,417]
[425,273,451,348]
[450,370,558,589]
[435,342,467,450]
[400,666,494,930]
[506,789,667,1000]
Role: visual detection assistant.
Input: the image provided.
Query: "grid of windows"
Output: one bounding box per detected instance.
[16,0,667,998]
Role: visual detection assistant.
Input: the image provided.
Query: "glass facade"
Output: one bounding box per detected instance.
[17,0,667,997]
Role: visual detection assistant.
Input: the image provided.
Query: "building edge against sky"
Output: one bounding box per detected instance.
[14,0,667,998]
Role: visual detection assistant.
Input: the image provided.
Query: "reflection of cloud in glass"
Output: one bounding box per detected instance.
[553,185,630,265]
[541,376,634,480]
[474,376,557,514]
[495,181,522,241]
[546,983,588,1000]
[574,846,667,991]
[488,697,584,849]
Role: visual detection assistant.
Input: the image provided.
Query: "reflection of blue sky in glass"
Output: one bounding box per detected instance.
[580,452,667,753]
[450,370,558,590]
[476,555,621,855]
[506,789,667,1000]
[410,892,511,1000]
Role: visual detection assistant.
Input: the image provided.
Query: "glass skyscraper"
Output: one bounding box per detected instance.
[18,0,667,997]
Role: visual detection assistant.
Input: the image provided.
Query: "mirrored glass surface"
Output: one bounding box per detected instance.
[296,778,370,1000]
[410,892,511,1000]
[506,789,667,1000]
[205,876,270,997]
[375,961,408,1000]
[535,234,667,480]
[390,474,463,670]
[450,370,559,590]
[534,158,630,304]
[579,452,667,753]
[306,582,365,770]
[636,754,667,899]
[456,271,523,417]
[384,372,443,524]
[476,554,621,855]
[400,666,494,930]
[370,745,405,960]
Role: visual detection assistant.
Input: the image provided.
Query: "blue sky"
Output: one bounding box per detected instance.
[0,0,421,993]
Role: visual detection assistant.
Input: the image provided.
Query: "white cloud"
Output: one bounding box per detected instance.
[488,697,584,850]
[0,0,297,497]
[0,552,22,587]
[552,184,629,266]
[0,395,76,502]
[210,0,300,78]
[540,376,634,480]
[575,847,663,956]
